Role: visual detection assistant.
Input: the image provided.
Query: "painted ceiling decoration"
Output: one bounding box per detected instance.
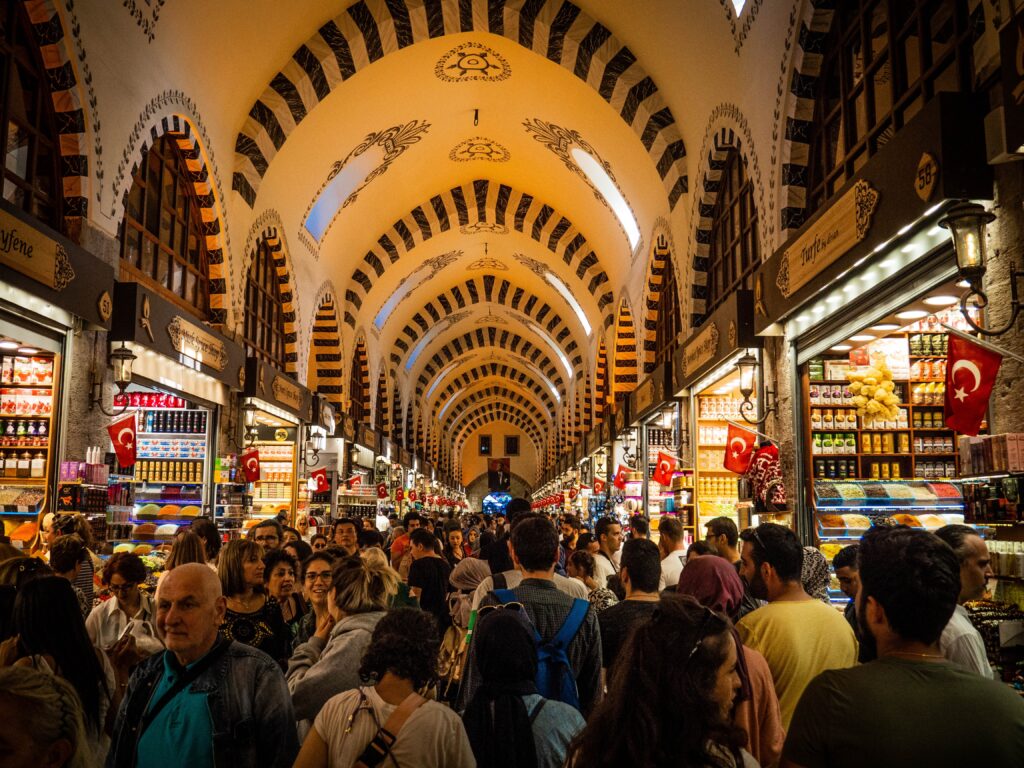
[443,387,547,436]
[455,407,544,452]
[426,364,558,417]
[388,275,586,371]
[374,249,463,330]
[416,354,564,407]
[523,117,640,248]
[434,41,512,82]
[344,179,614,330]
[461,221,509,235]
[231,0,687,209]
[468,257,508,270]
[449,136,511,162]
[300,119,431,253]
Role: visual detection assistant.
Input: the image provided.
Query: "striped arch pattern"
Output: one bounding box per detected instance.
[424,364,556,417]
[391,274,584,372]
[21,0,89,228]
[308,293,344,407]
[375,370,389,433]
[252,229,298,371]
[691,127,744,327]
[390,377,402,444]
[583,373,593,431]
[613,301,638,396]
[777,0,833,238]
[418,327,568,398]
[456,419,543,465]
[231,0,686,210]
[126,117,231,326]
[350,339,370,425]
[346,180,613,329]
[595,341,608,420]
[444,387,547,436]
[402,400,412,448]
[642,234,672,374]
[573,382,583,441]
[454,402,545,447]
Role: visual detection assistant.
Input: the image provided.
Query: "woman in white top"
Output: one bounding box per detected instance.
[294,608,475,768]
[85,552,157,653]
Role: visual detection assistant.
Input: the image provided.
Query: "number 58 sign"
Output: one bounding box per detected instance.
[915,152,939,203]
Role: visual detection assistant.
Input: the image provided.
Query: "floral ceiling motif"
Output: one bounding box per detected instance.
[435,42,511,82]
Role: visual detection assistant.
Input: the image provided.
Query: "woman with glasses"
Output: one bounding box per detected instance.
[218,539,292,668]
[263,548,307,634]
[463,608,585,768]
[295,552,336,646]
[85,553,155,654]
[310,533,328,552]
[567,595,755,768]
[286,556,396,736]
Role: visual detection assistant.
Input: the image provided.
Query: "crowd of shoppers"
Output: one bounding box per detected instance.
[2,502,1023,768]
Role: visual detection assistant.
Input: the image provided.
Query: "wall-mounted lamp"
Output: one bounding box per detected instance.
[89,342,136,416]
[241,398,258,445]
[736,351,776,426]
[306,424,326,466]
[939,201,1021,336]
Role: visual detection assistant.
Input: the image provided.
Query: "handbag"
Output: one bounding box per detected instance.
[347,688,428,768]
[120,618,165,656]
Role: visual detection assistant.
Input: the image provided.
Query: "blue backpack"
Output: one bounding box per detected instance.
[493,588,590,710]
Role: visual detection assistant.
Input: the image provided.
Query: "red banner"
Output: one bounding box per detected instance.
[613,465,630,489]
[240,445,261,482]
[568,486,579,501]
[723,423,756,474]
[945,334,1002,436]
[107,412,137,468]
[409,490,417,502]
[376,482,387,499]
[396,488,405,501]
[652,452,677,486]
[310,468,329,492]
[593,478,605,494]
[347,475,362,489]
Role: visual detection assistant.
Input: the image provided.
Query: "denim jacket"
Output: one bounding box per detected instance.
[106,641,298,768]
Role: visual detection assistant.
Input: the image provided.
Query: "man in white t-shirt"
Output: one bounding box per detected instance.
[593,517,622,588]
[934,524,994,678]
[657,516,686,590]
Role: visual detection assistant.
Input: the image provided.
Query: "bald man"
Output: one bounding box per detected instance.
[106,564,298,768]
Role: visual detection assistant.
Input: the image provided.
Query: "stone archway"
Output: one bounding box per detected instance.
[465,472,532,515]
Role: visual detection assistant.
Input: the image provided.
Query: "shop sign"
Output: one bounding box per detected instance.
[776,180,879,300]
[341,414,356,443]
[614,402,629,435]
[1001,9,1024,156]
[631,377,656,422]
[167,316,229,371]
[0,207,75,291]
[270,375,300,411]
[358,425,377,452]
[683,322,720,378]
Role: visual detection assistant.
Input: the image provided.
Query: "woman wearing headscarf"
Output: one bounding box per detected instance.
[678,556,784,768]
[800,546,831,604]
[462,609,585,768]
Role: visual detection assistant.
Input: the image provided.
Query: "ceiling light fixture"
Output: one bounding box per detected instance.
[830,345,852,351]
[17,347,39,355]
[0,340,18,350]
[924,295,959,306]
[870,324,900,331]
[849,335,874,342]
[895,310,928,320]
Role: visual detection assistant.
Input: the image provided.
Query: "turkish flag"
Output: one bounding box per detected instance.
[310,468,329,492]
[108,413,137,468]
[613,464,629,489]
[347,475,362,489]
[723,423,756,474]
[593,478,605,494]
[240,446,261,482]
[396,488,405,501]
[409,490,417,502]
[376,482,387,499]
[568,486,579,500]
[945,334,1001,436]
[652,452,677,486]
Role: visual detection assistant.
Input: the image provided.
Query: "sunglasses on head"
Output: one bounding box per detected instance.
[478,601,525,618]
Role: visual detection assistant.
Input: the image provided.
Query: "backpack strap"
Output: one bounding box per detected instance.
[528,698,547,725]
[551,598,589,649]
[493,588,516,604]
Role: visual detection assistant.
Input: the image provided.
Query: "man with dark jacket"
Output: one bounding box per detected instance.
[107,563,297,768]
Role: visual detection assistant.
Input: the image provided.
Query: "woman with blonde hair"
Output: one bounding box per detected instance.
[0,665,93,768]
[286,556,396,733]
[217,539,291,668]
[164,530,207,570]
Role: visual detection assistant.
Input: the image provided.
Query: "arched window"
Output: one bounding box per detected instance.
[243,241,286,368]
[1,3,63,231]
[654,256,681,366]
[120,136,211,315]
[707,149,758,314]
[805,0,980,216]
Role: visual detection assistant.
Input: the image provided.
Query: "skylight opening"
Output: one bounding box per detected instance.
[731,0,746,14]
[570,147,640,250]
[545,273,592,336]
[304,148,383,242]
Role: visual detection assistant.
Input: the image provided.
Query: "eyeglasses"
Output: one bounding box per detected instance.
[744,526,768,556]
[683,606,716,663]
[478,601,525,618]
[305,571,332,583]
[107,582,139,594]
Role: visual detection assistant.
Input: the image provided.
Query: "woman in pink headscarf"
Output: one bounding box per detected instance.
[678,556,784,768]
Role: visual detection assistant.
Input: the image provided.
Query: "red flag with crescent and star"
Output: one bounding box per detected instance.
[108,412,137,468]
[723,423,756,474]
[652,452,677,486]
[347,475,362,490]
[310,468,329,493]
[593,478,605,494]
[376,482,388,499]
[613,465,630,489]
[240,445,261,482]
[944,334,1002,436]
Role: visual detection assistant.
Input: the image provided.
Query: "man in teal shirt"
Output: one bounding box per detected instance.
[107,564,297,768]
